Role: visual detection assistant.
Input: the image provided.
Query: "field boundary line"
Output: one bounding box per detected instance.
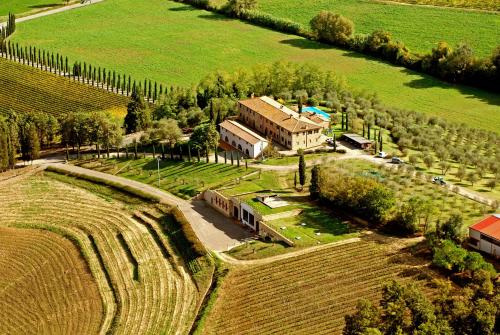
[216,237,362,266]
[0,0,105,28]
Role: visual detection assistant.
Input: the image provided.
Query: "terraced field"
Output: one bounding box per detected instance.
[0,57,127,117]
[204,235,437,334]
[0,226,103,334]
[0,173,201,334]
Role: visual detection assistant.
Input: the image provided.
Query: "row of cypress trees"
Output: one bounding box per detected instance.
[0,39,164,103]
[0,13,16,40]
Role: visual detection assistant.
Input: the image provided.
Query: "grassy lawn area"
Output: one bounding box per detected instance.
[256,0,500,57]
[0,0,78,20]
[265,205,359,247]
[334,159,495,227]
[10,0,500,132]
[76,158,255,199]
[220,170,294,196]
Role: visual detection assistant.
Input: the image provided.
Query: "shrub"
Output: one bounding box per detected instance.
[310,11,354,46]
[170,206,207,257]
[240,10,305,36]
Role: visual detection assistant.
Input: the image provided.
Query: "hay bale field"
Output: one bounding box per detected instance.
[0,226,103,334]
[0,173,201,334]
[204,235,438,335]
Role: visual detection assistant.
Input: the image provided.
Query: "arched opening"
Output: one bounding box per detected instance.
[232,141,236,147]
[225,136,229,142]
[237,144,243,151]
[245,149,250,156]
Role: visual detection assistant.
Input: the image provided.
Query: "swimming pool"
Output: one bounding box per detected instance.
[302,106,330,119]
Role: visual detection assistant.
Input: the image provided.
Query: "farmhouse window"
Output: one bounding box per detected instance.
[243,209,249,222]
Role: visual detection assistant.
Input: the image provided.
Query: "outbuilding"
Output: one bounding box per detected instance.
[219,120,268,158]
[469,214,500,258]
[341,133,374,150]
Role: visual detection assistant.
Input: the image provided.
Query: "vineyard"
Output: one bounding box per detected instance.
[0,226,103,334]
[204,235,438,334]
[0,172,204,334]
[0,57,127,118]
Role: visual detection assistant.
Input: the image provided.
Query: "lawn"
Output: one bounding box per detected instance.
[77,157,256,199]
[9,0,500,132]
[256,0,500,57]
[0,0,78,21]
[265,205,359,247]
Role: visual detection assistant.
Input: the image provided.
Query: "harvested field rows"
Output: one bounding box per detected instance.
[0,174,199,334]
[0,226,103,334]
[205,237,437,335]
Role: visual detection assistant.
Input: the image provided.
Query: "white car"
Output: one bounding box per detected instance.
[377,151,387,158]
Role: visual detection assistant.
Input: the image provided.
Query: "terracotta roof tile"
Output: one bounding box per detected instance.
[239,97,322,133]
[219,120,267,145]
[470,214,500,241]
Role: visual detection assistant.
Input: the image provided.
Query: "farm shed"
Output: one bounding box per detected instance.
[469,214,500,258]
[341,133,374,149]
[219,120,268,158]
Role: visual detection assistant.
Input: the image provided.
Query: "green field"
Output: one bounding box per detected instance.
[77,158,256,199]
[256,0,500,57]
[0,0,78,20]
[9,0,500,132]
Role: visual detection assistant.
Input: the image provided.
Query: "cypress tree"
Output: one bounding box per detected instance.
[103,69,106,89]
[122,74,126,93]
[117,75,121,94]
[154,82,157,102]
[98,67,101,85]
[214,146,218,163]
[148,80,152,100]
[112,71,116,91]
[93,67,96,86]
[159,84,163,96]
[341,113,344,130]
[127,76,131,96]
[188,143,192,162]
[309,165,320,199]
[298,152,306,188]
[143,79,147,96]
[65,57,68,76]
[333,133,337,152]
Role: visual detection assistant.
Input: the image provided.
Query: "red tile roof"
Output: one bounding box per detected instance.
[239,97,322,133]
[470,214,500,241]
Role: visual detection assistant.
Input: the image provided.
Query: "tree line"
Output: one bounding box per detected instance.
[0,13,15,41]
[0,109,123,170]
[0,40,165,103]
[173,0,499,93]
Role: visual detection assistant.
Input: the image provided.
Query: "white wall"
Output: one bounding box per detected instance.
[479,240,500,257]
[221,127,268,158]
[240,203,257,230]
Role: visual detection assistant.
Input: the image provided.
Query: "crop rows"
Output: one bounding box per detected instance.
[204,237,437,334]
[0,57,127,117]
[0,174,199,334]
[0,226,103,334]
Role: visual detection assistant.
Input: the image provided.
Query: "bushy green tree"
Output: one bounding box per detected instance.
[310,11,354,46]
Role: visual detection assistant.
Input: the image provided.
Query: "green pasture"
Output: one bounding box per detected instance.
[256,0,500,57]
[9,0,500,132]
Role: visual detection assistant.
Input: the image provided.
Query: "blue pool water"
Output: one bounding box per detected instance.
[302,106,330,119]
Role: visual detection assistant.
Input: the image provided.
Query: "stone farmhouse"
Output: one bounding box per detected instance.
[219,96,327,157]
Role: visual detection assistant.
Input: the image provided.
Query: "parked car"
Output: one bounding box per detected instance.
[391,157,404,164]
[377,151,387,158]
[432,176,446,185]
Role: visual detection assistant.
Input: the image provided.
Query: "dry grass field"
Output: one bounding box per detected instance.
[0,172,202,334]
[205,235,438,334]
[0,226,103,334]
